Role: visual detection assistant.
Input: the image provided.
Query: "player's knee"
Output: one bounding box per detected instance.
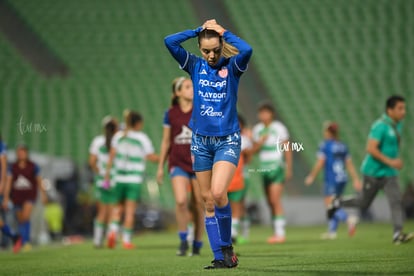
[211,190,226,203]
[175,200,187,210]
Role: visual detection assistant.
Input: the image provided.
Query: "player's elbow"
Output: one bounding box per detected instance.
[164,35,176,50]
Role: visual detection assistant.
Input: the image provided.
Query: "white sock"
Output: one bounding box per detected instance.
[274,217,286,237]
[241,218,250,238]
[123,229,133,244]
[187,223,194,243]
[232,218,240,238]
[93,221,104,246]
[109,222,120,236]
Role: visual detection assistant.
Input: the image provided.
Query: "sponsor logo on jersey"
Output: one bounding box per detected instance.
[174,125,192,145]
[198,90,226,99]
[13,175,32,190]
[224,148,237,158]
[199,69,207,75]
[200,106,223,117]
[198,79,227,88]
[218,67,228,78]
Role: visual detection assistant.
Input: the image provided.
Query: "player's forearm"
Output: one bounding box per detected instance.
[157,141,170,170]
[346,159,359,181]
[3,176,12,200]
[105,148,116,177]
[367,146,393,167]
[284,149,293,172]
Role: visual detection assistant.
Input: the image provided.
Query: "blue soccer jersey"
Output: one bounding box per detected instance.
[317,139,350,185]
[165,27,252,136]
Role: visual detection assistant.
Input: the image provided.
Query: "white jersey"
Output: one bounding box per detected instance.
[112,130,154,184]
[252,121,289,169]
[241,133,252,152]
[89,135,115,187]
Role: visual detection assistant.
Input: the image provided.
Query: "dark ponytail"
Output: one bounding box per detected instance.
[101,116,118,150]
[104,120,117,150]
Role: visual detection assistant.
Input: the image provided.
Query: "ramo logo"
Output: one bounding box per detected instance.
[200,106,223,117]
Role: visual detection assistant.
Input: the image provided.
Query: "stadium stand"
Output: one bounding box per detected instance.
[223,0,414,188]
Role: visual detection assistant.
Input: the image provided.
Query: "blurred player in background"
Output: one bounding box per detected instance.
[89,116,118,248]
[3,144,47,251]
[0,135,22,253]
[165,19,252,269]
[228,114,252,244]
[252,103,292,244]
[105,111,158,249]
[157,77,204,256]
[338,95,413,244]
[305,122,361,240]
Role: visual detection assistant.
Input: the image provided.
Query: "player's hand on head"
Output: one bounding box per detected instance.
[203,19,225,35]
[203,19,217,29]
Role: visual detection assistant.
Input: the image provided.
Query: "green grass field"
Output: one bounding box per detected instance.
[1,222,414,275]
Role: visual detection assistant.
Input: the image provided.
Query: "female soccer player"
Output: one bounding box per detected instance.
[3,144,47,251]
[105,111,158,249]
[89,116,118,248]
[227,114,252,244]
[251,103,292,244]
[165,19,252,269]
[305,122,361,239]
[157,77,204,256]
[0,137,22,253]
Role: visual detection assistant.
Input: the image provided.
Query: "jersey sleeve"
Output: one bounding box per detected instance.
[344,144,351,160]
[111,132,122,148]
[252,124,261,142]
[0,142,6,156]
[164,27,202,73]
[317,142,326,159]
[241,135,252,151]
[89,137,100,155]
[142,134,155,156]
[163,110,171,128]
[368,121,386,142]
[277,122,289,142]
[223,30,253,74]
[34,164,40,176]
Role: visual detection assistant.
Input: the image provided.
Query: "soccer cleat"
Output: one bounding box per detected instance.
[189,246,200,256]
[320,232,337,240]
[203,259,226,269]
[267,235,286,244]
[12,235,22,254]
[22,243,32,252]
[107,231,116,249]
[393,232,414,245]
[347,215,358,237]
[122,242,135,250]
[236,236,249,245]
[176,240,189,256]
[221,245,238,268]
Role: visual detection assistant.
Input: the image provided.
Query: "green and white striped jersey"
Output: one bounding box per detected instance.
[112,130,154,184]
[252,121,289,170]
[89,135,114,187]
